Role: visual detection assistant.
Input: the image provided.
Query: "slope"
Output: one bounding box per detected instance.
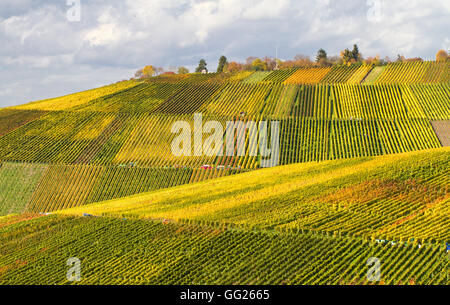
[57,147,450,243]
[0,215,447,285]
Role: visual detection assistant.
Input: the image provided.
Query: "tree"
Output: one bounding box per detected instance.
[436,49,448,62]
[364,55,381,66]
[134,69,143,78]
[279,55,313,69]
[225,61,244,73]
[382,56,392,64]
[396,54,405,62]
[195,59,208,73]
[246,57,258,65]
[397,55,423,63]
[275,58,283,69]
[316,49,328,63]
[262,56,277,71]
[178,66,189,74]
[352,44,360,61]
[251,58,267,71]
[405,57,423,62]
[340,49,354,64]
[142,65,156,78]
[243,57,258,70]
[293,55,313,67]
[217,56,227,73]
[329,55,342,65]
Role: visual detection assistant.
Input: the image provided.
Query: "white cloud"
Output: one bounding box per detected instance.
[443,38,450,51]
[0,0,448,107]
[242,0,290,20]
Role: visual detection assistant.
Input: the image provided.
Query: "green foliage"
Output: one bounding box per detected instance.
[0,162,47,215]
[241,71,271,83]
[0,61,449,286]
[352,44,360,61]
[0,215,447,284]
[216,55,227,73]
[251,58,267,71]
[262,69,298,83]
[195,59,208,73]
[316,48,328,63]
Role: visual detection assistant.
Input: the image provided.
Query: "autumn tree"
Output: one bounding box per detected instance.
[217,56,228,73]
[340,49,355,64]
[246,57,257,65]
[293,55,314,67]
[280,55,313,69]
[251,58,267,71]
[396,54,405,62]
[405,57,423,62]
[262,57,278,71]
[364,55,381,66]
[225,61,244,73]
[242,57,256,70]
[144,65,156,77]
[196,59,208,73]
[329,55,342,65]
[436,49,449,61]
[178,66,189,74]
[134,69,143,78]
[397,55,423,62]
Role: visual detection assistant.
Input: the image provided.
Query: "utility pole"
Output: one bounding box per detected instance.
[275,45,279,70]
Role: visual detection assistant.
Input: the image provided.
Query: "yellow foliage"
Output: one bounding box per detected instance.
[11,81,138,111]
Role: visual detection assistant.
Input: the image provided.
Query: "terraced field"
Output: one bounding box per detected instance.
[0,148,448,285]
[376,61,450,84]
[0,61,448,286]
[57,148,450,243]
[11,81,138,111]
[0,83,447,167]
[0,215,447,285]
[0,162,239,215]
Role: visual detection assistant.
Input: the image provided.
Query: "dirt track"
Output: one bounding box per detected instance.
[431,121,450,147]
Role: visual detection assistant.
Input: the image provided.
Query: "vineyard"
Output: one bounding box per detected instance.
[0,60,449,285]
[0,215,447,285]
[0,82,447,168]
[57,148,450,244]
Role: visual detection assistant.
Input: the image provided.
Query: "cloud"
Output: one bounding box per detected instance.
[242,0,290,20]
[0,0,448,107]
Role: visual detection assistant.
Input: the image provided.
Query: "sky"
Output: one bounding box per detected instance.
[0,0,449,107]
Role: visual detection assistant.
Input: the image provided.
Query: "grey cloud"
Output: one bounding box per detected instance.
[0,0,448,107]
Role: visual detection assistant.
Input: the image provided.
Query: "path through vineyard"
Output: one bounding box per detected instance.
[431,121,450,146]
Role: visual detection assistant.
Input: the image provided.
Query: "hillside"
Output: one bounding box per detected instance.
[57,148,449,243]
[0,148,448,285]
[0,214,447,285]
[0,63,447,217]
[0,61,449,286]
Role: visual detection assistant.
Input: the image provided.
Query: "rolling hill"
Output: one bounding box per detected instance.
[0,61,449,285]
